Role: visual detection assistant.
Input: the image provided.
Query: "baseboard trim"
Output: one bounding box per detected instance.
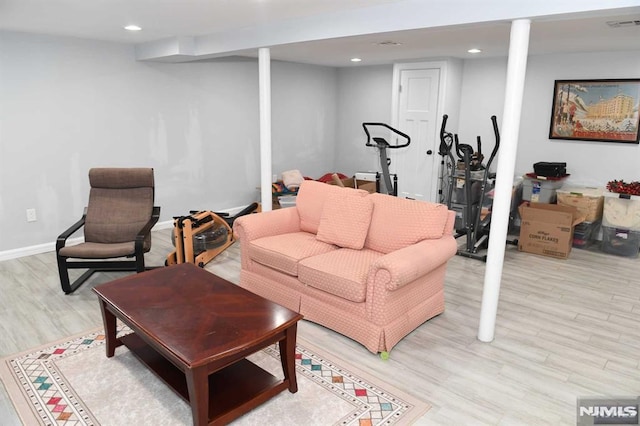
[0,220,175,262]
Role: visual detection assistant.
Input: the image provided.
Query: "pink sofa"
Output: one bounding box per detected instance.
[233,180,457,354]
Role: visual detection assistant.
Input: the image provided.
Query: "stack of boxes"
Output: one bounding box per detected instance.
[518,165,580,259]
[517,162,639,258]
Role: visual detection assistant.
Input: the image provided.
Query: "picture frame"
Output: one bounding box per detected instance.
[549,78,640,144]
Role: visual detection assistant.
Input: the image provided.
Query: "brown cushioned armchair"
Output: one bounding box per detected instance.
[56,168,160,294]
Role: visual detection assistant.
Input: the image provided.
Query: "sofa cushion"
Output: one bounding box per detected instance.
[364,193,450,254]
[296,180,368,234]
[298,248,383,303]
[316,191,373,249]
[248,232,337,276]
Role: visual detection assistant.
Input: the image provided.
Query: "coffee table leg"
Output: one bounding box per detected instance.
[186,367,209,426]
[98,300,117,358]
[279,323,298,393]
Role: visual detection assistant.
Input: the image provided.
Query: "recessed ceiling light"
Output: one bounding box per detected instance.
[468,48,482,54]
[124,25,142,31]
[350,57,362,62]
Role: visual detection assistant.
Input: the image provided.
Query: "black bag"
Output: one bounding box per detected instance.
[533,162,566,177]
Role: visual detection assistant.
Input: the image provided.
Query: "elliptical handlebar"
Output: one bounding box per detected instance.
[439,114,454,157]
[485,115,500,171]
[362,122,411,148]
[440,115,499,168]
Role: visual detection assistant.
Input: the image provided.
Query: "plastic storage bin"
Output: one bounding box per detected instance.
[277,195,297,208]
[572,221,600,249]
[601,225,640,257]
[522,174,567,203]
[556,187,604,222]
[602,192,640,231]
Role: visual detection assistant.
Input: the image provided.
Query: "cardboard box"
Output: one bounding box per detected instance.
[518,202,584,259]
[556,187,604,222]
[326,177,377,193]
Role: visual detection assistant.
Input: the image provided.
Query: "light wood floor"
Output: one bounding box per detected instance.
[2,229,640,425]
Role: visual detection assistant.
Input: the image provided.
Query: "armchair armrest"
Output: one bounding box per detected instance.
[370,236,457,292]
[134,206,161,253]
[233,208,301,242]
[56,214,86,252]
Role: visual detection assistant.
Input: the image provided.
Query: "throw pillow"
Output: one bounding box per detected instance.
[316,191,373,249]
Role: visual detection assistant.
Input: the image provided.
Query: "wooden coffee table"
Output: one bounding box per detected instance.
[93,263,303,426]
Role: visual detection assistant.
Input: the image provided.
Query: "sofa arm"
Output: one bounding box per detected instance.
[370,236,457,292]
[233,207,301,242]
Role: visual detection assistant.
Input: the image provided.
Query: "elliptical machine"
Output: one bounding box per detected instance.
[440,114,500,261]
[362,123,411,196]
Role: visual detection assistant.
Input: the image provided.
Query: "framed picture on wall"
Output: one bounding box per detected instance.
[549,78,640,144]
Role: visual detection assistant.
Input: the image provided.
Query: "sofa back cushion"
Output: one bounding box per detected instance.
[296,180,368,234]
[364,193,450,253]
[316,191,373,249]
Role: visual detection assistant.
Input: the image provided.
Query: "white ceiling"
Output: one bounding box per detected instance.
[0,0,400,44]
[264,16,640,67]
[1,0,639,67]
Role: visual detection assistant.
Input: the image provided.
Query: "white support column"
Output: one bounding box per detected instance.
[259,47,273,212]
[478,19,531,342]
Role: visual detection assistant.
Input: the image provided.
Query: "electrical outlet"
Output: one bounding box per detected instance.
[26,208,37,222]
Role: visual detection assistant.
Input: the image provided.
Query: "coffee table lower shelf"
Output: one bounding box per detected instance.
[120,333,289,425]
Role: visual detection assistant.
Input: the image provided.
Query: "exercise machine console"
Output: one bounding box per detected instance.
[362,122,411,196]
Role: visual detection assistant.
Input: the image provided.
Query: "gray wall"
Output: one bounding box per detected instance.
[334,65,394,176]
[0,31,338,253]
[272,61,338,179]
[335,50,640,189]
[2,28,639,255]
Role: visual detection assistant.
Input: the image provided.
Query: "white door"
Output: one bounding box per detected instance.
[391,67,441,201]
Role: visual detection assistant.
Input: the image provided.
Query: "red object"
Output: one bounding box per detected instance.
[317,172,348,183]
[607,180,640,196]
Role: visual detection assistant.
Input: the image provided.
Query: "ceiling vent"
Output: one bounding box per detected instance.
[606,20,640,28]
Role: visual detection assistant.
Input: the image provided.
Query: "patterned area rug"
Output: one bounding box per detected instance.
[0,328,429,425]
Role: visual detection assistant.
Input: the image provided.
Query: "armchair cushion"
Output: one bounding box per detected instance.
[84,168,155,244]
[316,191,373,249]
[58,241,137,259]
